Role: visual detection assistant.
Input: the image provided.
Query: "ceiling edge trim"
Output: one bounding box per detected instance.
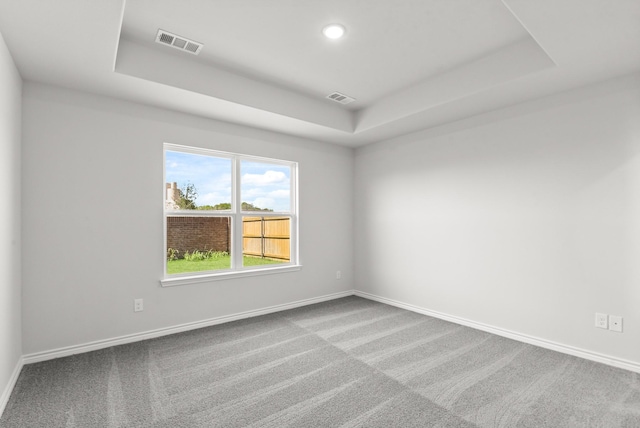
[114,38,355,133]
[112,0,127,73]
[354,36,556,134]
[501,0,558,66]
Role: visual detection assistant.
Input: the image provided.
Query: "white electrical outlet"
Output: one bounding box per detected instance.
[336,270,341,280]
[609,315,623,332]
[134,298,144,312]
[595,313,608,329]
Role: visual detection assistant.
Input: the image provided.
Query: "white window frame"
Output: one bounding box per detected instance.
[161,143,300,287]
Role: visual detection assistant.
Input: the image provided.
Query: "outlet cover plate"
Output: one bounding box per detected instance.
[595,313,608,329]
[609,315,623,332]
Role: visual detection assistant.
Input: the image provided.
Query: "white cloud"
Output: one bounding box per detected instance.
[268,189,290,198]
[252,197,275,210]
[198,192,230,206]
[242,170,287,186]
[242,188,264,199]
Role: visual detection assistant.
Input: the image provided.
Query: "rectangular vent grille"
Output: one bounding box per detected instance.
[156,29,203,55]
[185,42,200,53]
[326,92,355,105]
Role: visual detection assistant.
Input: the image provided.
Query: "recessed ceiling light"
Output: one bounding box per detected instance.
[322,24,346,39]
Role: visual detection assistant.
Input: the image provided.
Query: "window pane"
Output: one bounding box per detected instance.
[240,161,291,212]
[165,151,232,211]
[166,216,231,273]
[242,216,289,267]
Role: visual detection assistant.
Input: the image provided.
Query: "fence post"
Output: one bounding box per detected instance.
[261,217,265,259]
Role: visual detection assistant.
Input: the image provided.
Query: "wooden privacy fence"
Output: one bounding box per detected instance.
[243,217,290,261]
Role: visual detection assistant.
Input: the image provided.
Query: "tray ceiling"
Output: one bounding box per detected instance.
[0,0,638,146]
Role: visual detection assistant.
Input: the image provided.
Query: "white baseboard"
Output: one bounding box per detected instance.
[23,290,354,365]
[355,290,640,374]
[0,356,24,418]
[18,287,637,392]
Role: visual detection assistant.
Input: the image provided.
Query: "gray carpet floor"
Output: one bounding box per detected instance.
[1,296,639,427]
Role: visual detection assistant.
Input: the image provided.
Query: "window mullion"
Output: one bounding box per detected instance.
[232,157,243,269]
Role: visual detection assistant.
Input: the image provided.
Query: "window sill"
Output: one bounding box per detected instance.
[160,265,302,287]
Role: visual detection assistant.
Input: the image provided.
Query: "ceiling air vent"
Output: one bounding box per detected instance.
[326,92,355,105]
[155,29,203,55]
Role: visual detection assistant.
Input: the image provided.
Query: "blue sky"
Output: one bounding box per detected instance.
[165,151,291,212]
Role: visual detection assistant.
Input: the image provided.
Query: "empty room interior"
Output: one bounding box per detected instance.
[1,0,640,426]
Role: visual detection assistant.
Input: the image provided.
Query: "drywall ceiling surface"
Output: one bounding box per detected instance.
[0,0,639,147]
[120,0,528,108]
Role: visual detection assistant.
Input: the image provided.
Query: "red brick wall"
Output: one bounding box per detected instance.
[167,216,230,257]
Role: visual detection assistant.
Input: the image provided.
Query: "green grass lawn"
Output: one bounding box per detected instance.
[167,255,285,274]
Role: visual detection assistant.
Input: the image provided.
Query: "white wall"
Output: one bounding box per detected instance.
[18,64,640,370]
[355,73,640,366]
[21,83,354,355]
[0,31,22,405]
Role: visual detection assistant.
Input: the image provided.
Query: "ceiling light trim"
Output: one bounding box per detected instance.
[322,24,346,39]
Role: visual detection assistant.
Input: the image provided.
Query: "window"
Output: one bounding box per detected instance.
[162,143,298,285]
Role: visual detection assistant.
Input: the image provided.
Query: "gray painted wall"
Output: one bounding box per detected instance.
[355,73,640,365]
[0,31,22,405]
[10,58,640,394]
[21,83,354,354]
